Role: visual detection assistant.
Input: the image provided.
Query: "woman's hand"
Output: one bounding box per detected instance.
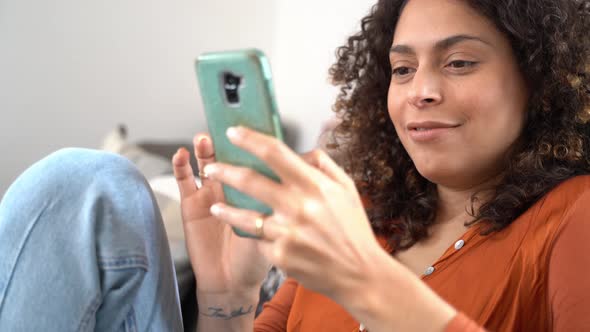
[202,126,384,303]
[176,128,457,332]
[172,134,272,300]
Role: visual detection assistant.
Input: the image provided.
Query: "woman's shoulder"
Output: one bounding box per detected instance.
[546,174,590,199]
[544,174,590,231]
[535,175,590,216]
[503,175,590,252]
[521,175,590,251]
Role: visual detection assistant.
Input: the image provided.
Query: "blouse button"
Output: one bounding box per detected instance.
[424,266,435,276]
[454,239,465,250]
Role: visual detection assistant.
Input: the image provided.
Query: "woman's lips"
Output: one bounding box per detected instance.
[407,125,461,142]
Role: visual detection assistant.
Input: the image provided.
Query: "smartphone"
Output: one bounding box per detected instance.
[195,49,283,238]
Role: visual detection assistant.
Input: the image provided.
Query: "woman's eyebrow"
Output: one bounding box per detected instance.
[390,34,492,55]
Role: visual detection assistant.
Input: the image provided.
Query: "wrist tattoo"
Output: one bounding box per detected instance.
[202,305,254,320]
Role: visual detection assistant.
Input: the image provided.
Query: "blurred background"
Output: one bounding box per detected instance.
[0,0,376,197]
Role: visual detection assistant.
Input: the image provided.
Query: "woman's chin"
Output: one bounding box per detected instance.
[414,164,463,188]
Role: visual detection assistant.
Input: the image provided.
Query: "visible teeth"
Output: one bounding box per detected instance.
[416,128,428,131]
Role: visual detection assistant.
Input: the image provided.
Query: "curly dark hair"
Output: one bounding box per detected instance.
[328,0,590,250]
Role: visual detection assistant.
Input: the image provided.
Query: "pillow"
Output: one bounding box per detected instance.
[100,125,174,179]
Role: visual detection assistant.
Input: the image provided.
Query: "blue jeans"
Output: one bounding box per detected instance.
[0,148,184,331]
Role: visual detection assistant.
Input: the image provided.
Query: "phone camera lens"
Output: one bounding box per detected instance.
[228,77,239,85]
[223,72,242,105]
[224,73,241,90]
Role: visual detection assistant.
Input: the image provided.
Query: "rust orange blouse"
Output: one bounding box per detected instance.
[254,176,590,331]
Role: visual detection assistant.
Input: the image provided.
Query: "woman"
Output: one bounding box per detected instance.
[179,0,590,331]
[0,0,588,331]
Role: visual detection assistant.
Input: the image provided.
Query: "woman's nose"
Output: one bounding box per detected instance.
[407,69,443,109]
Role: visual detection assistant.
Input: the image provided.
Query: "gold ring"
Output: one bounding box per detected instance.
[198,171,208,179]
[254,216,265,239]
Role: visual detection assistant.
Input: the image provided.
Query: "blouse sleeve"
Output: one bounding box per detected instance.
[547,191,590,331]
[254,278,298,332]
[444,312,487,332]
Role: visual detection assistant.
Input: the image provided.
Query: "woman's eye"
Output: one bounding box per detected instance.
[447,60,477,69]
[392,66,414,76]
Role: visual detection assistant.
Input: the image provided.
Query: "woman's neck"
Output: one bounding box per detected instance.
[435,178,497,225]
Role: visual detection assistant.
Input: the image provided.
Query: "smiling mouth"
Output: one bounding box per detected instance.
[406,121,462,131]
[410,125,460,131]
[406,124,461,142]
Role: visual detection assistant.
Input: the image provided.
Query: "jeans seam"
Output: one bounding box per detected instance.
[125,307,138,332]
[0,202,50,312]
[98,255,149,271]
[77,292,102,332]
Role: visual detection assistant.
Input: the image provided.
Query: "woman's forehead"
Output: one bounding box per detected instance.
[392,0,500,49]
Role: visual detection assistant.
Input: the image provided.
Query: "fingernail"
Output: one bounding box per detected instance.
[198,136,208,144]
[174,148,185,159]
[203,164,218,176]
[226,127,241,140]
[210,204,222,216]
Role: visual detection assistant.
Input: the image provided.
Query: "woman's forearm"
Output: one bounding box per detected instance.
[339,247,457,332]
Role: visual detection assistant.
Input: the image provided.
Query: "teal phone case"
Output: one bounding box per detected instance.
[195,49,283,238]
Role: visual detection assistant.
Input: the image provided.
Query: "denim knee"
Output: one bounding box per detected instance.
[33,148,143,190]
[5,148,154,209]
[0,148,182,331]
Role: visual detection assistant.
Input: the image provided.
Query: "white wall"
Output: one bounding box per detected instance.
[0,0,376,196]
[273,0,376,150]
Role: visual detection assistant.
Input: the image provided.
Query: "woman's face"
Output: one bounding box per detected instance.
[387,0,529,189]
